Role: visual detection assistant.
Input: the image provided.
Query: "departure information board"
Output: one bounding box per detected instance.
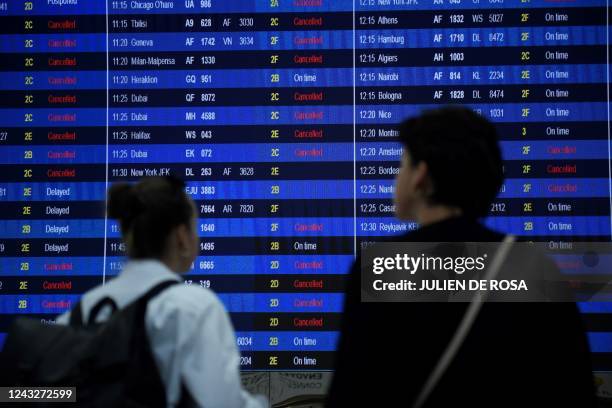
[0,0,610,371]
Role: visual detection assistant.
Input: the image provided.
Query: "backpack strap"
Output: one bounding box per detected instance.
[124,279,182,404]
[68,301,83,327]
[88,297,119,325]
[139,279,181,303]
[132,279,181,323]
[68,280,179,327]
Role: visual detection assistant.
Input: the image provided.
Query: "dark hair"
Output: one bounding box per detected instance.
[398,106,503,218]
[107,176,194,259]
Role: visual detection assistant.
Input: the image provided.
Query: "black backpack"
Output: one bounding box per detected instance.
[0,280,182,407]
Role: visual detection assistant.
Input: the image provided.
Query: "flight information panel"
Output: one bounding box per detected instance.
[0,0,610,371]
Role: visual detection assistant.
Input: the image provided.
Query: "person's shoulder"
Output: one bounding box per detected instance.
[144,284,236,353]
[150,283,226,317]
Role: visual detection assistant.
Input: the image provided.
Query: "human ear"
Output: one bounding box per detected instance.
[412,161,430,193]
[175,224,192,258]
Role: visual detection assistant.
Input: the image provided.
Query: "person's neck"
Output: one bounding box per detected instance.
[160,254,182,274]
[416,205,463,227]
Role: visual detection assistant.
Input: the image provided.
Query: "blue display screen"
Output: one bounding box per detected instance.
[0,0,610,370]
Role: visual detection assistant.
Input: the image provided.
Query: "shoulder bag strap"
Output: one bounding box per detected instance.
[413,235,516,408]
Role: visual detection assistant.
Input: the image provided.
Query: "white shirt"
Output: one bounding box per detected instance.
[56,259,268,408]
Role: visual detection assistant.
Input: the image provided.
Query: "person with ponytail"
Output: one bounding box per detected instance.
[56,176,267,408]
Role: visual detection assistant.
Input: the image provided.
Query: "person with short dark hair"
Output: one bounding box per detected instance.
[56,176,267,408]
[326,106,596,407]
[396,106,503,219]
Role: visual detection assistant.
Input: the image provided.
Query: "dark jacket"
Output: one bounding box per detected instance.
[327,216,596,407]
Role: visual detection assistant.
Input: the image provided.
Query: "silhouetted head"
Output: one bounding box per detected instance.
[107,176,198,273]
[394,106,503,221]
